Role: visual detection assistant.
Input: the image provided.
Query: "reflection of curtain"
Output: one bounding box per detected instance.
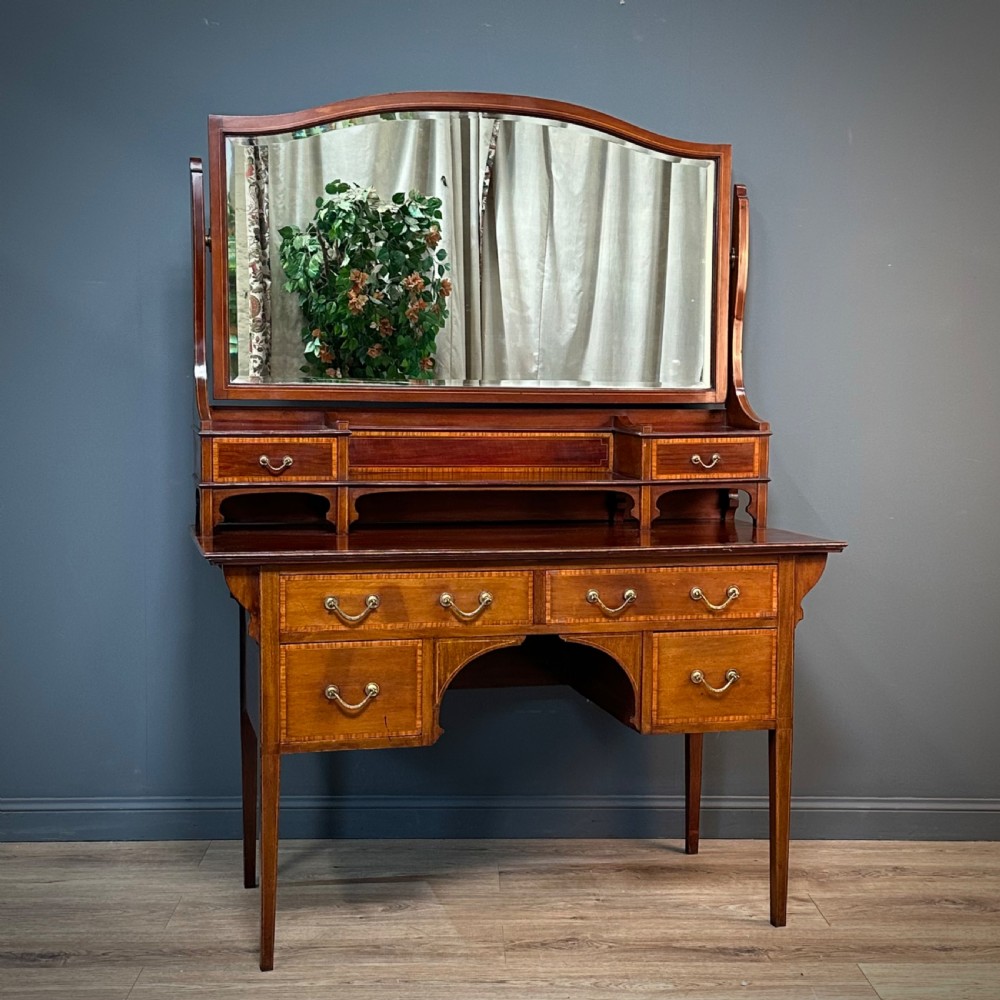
[480,122,712,387]
[233,142,272,379]
[264,117,490,382]
[237,117,714,387]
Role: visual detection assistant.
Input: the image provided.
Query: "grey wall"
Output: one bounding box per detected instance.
[2,0,998,841]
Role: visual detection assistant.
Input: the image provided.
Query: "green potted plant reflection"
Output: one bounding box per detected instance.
[278,181,451,381]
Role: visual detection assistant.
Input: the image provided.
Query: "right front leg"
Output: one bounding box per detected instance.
[259,750,280,971]
[684,733,704,854]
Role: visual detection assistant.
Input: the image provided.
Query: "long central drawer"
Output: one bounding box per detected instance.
[279,571,534,635]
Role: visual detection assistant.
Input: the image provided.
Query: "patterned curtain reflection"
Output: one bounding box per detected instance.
[235,141,272,380]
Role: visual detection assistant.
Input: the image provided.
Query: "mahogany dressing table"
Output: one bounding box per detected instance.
[189,92,845,970]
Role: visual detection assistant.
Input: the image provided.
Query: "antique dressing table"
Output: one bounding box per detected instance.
[189,92,845,970]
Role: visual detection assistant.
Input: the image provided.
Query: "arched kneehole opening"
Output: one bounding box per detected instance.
[441,634,638,731]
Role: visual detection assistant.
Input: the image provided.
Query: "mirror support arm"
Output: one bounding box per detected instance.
[190,157,211,424]
[725,184,767,431]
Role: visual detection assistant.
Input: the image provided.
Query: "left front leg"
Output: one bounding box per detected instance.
[684,733,703,855]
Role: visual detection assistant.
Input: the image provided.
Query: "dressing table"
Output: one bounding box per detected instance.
[190,92,845,970]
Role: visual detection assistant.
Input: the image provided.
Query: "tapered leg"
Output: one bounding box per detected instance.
[259,750,281,971]
[240,712,258,889]
[684,733,704,854]
[768,726,792,926]
[238,608,258,889]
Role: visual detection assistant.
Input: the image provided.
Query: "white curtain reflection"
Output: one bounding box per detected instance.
[481,121,712,386]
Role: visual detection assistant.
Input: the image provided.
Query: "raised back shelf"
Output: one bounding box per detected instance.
[191,93,767,539]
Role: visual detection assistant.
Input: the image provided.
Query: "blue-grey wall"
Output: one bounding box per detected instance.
[2,0,999,841]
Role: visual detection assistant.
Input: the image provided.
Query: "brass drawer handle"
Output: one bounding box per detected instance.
[324,681,380,711]
[439,591,493,621]
[690,669,740,694]
[586,588,637,617]
[323,594,381,624]
[691,452,721,469]
[690,585,740,611]
[259,454,294,474]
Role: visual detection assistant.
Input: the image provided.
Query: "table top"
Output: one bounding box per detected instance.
[195,520,846,567]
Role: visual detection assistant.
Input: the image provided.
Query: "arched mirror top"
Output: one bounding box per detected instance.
[204,92,733,404]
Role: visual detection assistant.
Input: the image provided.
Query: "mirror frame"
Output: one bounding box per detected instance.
[207,92,732,405]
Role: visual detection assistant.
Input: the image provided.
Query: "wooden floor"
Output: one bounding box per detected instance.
[1,840,998,999]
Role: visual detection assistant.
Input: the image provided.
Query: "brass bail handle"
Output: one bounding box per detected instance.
[691,452,721,469]
[324,594,381,624]
[439,591,494,621]
[690,585,740,611]
[690,669,740,694]
[259,454,293,474]
[324,681,380,711]
[586,588,637,617]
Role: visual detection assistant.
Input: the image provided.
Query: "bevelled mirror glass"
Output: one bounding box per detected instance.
[209,95,731,402]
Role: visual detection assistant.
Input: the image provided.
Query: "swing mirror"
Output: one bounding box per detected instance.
[207,93,732,403]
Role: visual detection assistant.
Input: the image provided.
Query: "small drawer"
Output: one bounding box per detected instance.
[211,437,336,483]
[651,629,776,727]
[545,565,776,624]
[280,640,422,745]
[280,571,534,635]
[651,437,760,480]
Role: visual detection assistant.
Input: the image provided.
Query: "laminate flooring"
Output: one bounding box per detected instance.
[2,839,998,999]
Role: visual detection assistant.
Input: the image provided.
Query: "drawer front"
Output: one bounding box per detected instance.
[545,565,776,625]
[212,437,336,483]
[651,629,776,727]
[280,640,422,744]
[280,571,534,634]
[651,437,760,480]
[349,431,612,480]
